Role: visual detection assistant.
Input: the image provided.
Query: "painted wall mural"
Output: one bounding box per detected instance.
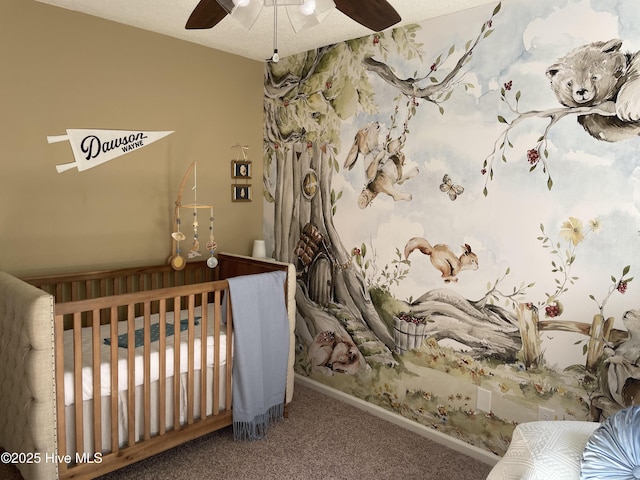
[263,0,640,455]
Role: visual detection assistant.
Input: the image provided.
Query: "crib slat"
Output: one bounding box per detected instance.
[200,293,207,420]
[187,294,195,425]
[158,299,167,435]
[212,290,221,415]
[109,306,119,453]
[92,308,102,453]
[173,297,181,431]
[100,278,107,298]
[143,301,151,441]
[99,279,108,323]
[73,311,84,456]
[127,304,135,447]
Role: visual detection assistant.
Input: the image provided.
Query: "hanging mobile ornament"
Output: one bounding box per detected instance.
[188,164,202,259]
[206,206,218,268]
[169,160,215,270]
[188,208,201,258]
[170,210,186,270]
[169,161,195,270]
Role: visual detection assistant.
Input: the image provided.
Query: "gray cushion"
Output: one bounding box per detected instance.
[581,405,640,479]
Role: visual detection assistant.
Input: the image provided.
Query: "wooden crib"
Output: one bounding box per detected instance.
[0,253,296,480]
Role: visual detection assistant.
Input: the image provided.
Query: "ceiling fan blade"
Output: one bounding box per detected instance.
[185,0,228,29]
[334,0,401,31]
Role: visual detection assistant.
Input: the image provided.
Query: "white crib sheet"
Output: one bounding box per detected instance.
[62,303,229,406]
[65,366,229,456]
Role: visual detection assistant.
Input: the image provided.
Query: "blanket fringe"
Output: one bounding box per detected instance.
[233,403,285,441]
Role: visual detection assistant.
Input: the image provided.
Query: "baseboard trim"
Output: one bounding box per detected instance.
[295,374,500,466]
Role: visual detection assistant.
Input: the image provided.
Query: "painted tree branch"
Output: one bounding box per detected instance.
[362,2,501,105]
[407,288,521,361]
[482,102,618,194]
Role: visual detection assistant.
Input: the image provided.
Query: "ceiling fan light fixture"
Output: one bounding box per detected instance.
[263,0,304,6]
[286,0,335,33]
[299,0,315,15]
[215,0,263,29]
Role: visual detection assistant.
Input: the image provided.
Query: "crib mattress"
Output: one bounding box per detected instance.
[62,303,228,406]
[65,365,228,455]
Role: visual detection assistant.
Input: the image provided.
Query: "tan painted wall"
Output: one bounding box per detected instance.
[0,0,264,276]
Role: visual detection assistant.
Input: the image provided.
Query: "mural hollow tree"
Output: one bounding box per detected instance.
[263,3,507,371]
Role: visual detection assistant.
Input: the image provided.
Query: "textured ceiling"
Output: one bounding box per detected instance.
[34,0,498,61]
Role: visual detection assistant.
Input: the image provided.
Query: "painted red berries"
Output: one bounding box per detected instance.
[545,304,560,317]
[397,312,426,325]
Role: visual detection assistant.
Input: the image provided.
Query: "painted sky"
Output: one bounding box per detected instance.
[332,0,640,367]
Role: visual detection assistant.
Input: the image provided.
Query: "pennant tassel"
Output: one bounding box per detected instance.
[47,135,70,144]
[55,163,79,173]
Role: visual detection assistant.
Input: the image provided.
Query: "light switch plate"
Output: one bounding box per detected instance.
[477,387,491,412]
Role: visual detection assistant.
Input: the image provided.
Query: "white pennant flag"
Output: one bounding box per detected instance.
[48,129,174,173]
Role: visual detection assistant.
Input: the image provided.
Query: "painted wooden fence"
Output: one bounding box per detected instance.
[516,303,628,371]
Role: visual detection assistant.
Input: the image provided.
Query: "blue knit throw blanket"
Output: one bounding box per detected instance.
[227,270,289,441]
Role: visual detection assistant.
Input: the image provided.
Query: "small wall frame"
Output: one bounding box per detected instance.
[232,184,252,202]
[232,160,252,179]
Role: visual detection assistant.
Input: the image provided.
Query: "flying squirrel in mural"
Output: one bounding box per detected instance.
[404,237,478,283]
[343,121,419,208]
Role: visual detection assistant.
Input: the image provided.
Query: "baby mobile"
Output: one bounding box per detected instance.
[168,161,218,271]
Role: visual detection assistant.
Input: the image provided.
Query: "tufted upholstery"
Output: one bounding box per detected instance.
[581,405,640,479]
[486,421,600,479]
[0,272,57,480]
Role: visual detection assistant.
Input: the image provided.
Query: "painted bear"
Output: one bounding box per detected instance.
[546,39,640,142]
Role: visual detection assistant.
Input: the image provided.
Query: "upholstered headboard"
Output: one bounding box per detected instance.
[0,272,57,480]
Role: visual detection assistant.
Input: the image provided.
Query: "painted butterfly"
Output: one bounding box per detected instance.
[439,174,464,201]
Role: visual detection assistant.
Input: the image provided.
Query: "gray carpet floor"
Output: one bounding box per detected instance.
[1,381,494,479]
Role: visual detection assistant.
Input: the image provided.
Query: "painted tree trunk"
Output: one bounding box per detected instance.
[269,143,396,368]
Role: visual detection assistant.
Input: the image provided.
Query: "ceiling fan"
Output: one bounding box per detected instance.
[185,0,402,33]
